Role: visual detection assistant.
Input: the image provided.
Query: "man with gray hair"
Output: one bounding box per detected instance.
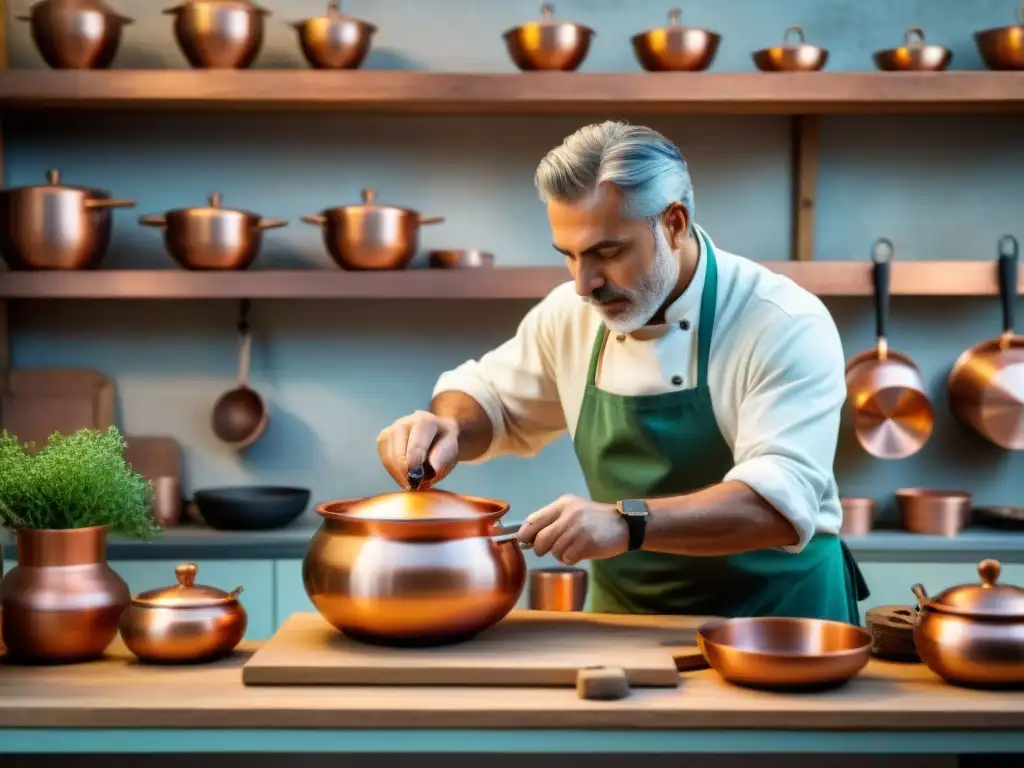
[378,121,867,622]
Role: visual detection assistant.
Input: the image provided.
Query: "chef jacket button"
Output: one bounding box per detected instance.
[671,375,684,386]
[679,319,690,331]
[616,334,626,342]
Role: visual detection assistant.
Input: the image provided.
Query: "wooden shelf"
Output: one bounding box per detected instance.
[0,262,1015,299]
[0,71,1022,114]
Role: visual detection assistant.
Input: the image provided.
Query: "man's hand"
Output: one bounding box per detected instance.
[518,495,628,565]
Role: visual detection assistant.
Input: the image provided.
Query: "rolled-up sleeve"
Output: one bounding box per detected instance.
[432,295,567,462]
[723,311,847,552]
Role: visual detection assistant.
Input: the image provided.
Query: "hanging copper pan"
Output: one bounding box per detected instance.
[845,239,934,459]
[948,235,1024,449]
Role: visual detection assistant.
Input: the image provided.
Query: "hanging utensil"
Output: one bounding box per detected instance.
[211,300,268,450]
[845,239,934,459]
[947,235,1024,450]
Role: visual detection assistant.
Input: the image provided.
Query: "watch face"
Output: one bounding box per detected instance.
[620,499,647,517]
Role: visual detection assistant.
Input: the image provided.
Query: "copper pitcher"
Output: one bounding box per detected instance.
[845,239,934,459]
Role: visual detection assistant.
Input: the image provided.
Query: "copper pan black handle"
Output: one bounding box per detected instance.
[998,235,1018,336]
[871,238,894,342]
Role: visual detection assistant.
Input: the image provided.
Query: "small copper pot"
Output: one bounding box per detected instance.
[975,3,1024,71]
[18,0,134,69]
[0,169,135,270]
[119,563,247,663]
[529,567,587,611]
[631,7,721,72]
[840,497,875,537]
[290,1,376,70]
[164,0,270,69]
[503,3,594,72]
[302,188,444,270]
[874,27,951,72]
[912,559,1024,687]
[896,488,972,537]
[0,526,130,664]
[753,25,829,72]
[140,193,286,271]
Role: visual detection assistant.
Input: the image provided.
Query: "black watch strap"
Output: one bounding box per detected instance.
[617,499,649,551]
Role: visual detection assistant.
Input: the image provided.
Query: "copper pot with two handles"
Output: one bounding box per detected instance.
[303,489,528,647]
[912,559,1024,688]
[18,0,134,70]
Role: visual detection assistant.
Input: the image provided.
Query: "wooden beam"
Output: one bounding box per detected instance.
[791,115,820,261]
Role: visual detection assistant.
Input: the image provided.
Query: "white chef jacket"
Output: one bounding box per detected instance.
[433,225,847,553]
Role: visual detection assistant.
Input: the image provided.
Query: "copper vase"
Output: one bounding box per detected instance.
[0,525,130,663]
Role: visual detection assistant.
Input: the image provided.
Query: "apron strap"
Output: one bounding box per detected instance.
[695,229,718,388]
[586,326,607,387]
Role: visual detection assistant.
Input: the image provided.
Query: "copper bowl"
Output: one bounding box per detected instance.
[840,497,875,537]
[753,25,828,72]
[164,0,269,69]
[895,488,972,537]
[874,27,951,71]
[631,7,721,72]
[975,3,1024,71]
[428,249,495,269]
[697,617,871,691]
[290,1,376,70]
[529,567,587,611]
[18,0,134,69]
[302,490,527,646]
[503,3,594,72]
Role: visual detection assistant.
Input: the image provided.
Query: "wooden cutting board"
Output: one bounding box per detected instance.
[123,435,181,481]
[242,610,712,688]
[0,368,115,449]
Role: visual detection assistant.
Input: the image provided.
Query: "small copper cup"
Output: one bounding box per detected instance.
[529,567,587,611]
[151,476,183,527]
[840,497,875,537]
[895,489,972,537]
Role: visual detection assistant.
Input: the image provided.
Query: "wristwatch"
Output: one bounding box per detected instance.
[616,499,649,551]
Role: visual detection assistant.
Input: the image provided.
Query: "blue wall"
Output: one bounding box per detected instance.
[5,0,1024,524]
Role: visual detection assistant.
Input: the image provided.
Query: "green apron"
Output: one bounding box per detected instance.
[573,231,869,624]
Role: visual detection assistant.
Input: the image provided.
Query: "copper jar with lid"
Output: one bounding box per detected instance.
[119,562,247,663]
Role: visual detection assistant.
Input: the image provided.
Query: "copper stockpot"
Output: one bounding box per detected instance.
[874,27,952,71]
[753,26,829,72]
[303,489,528,646]
[912,559,1024,687]
[895,488,972,537]
[529,567,588,611]
[840,497,875,537]
[0,526,130,663]
[845,239,934,459]
[302,188,445,270]
[697,617,871,690]
[164,0,269,69]
[948,235,1024,450]
[139,193,286,271]
[18,0,133,69]
[631,7,721,72]
[503,3,594,72]
[0,169,135,270]
[119,563,247,663]
[975,3,1024,70]
[290,1,376,70]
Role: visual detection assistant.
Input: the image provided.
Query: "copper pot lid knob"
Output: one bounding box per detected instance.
[361,187,376,204]
[979,558,1002,587]
[45,169,61,185]
[540,3,554,20]
[327,0,340,14]
[667,7,682,26]
[208,192,223,208]
[176,562,198,588]
[783,25,806,46]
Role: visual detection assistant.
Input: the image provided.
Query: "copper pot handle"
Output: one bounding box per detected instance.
[783,25,806,46]
[419,216,445,225]
[255,218,288,230]
[301,214,327,226]
[85,198,136,210]
[998,234,1019,342]
[871,238,894,358]
[139,215,168,228]
[491,522,533,550]
[903,27,925,48]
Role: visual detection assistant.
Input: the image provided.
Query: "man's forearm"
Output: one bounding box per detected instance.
[643,481,801,556]
[430,390,494,462]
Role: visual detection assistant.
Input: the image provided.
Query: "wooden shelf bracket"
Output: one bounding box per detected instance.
[791,115,820,261]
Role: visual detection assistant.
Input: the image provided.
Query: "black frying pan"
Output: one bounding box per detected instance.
[192,486,310,531]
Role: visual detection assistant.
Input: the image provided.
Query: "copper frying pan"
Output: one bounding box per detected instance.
[948,235,1024,449]
[845,239,934,459]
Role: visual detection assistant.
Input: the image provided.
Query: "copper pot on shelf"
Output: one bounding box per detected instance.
[18,0,134,70]
[631,7,721,72]
[302,188,445,270]
[0,526,130,663]
[753,26,829,72]
[164,0,270,69]
[289,1,376,70]
[303,489,528,646]
[948,235,1024,450]
[139,193,286,271]
[119,563,247,663]
[975,3,1024,71]
[874,27,951,72]
[895,488,972,537]
[912,559,1024,687]
[503,3,594,72]
[845,238,934,459]
[839,497,875,537]
[0,169,135,270]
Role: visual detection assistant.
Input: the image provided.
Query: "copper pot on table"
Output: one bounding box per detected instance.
[503,3,594,72]
[948,235,1024,450]
[975,3,1024,71]
[119,563,247,663]
[753,26,829,71]
[631,7,721,72]
[874,27,951,71]
[0,169,135,270]
[303,489,528,646]
[164,0,269,69]
[18,0,133,69]
[302,188,444,270]
[912,559,1024,687]
[140,193,286,271]
[845,238,934,459]
[290,1,376,70]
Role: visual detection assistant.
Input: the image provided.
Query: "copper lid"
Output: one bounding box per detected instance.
[29,0,131,19]
[923,559,1024,618]
[5,169,97,194]
[164,1,270,16]
[302,1,375,28]
[168,193,258,218]
[132,563,242,608]
[506,3,594,36]
[342,489,502,521]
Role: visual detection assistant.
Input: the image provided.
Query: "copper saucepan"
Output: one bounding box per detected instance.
[948,235,1024,450]
[845,239,934,459]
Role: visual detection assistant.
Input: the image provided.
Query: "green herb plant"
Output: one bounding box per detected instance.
[0,426,160,539]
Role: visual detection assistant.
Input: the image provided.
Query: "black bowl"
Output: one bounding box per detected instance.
[192,486,311,531]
